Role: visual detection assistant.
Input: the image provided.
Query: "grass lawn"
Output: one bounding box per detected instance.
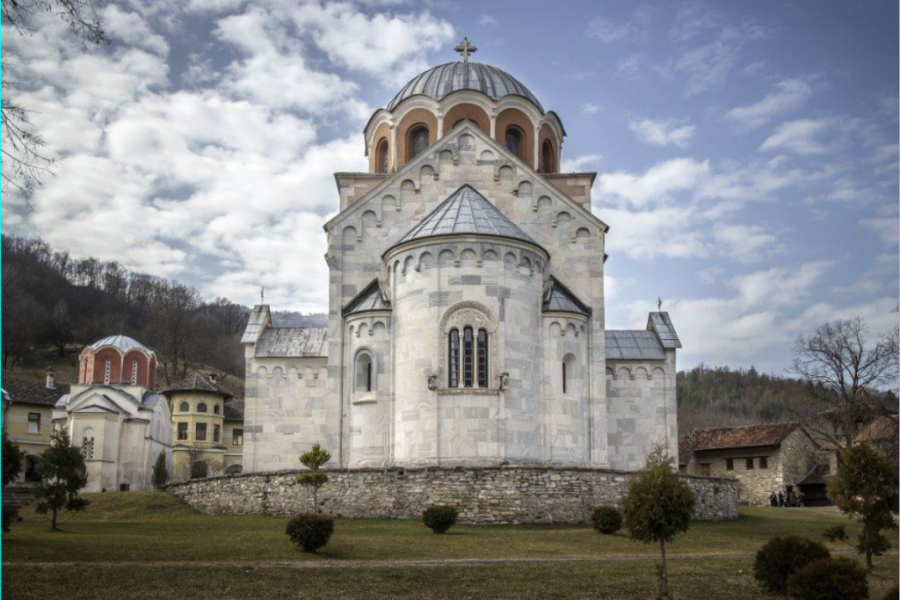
[2,492,897,599]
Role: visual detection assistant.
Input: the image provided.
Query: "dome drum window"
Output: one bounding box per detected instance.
[408,125,430,161]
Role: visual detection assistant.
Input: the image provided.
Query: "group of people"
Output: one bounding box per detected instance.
[769,489,805,508]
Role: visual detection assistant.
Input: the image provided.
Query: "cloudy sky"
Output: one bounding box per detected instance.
[2,0,897,373]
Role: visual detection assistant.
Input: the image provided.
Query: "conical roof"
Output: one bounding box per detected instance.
[386,185,542,254]
[542,277,592,317]
[343,279,392,316]
[161,372,232,399]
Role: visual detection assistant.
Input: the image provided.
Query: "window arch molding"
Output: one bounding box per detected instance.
[439,301,499,391]
[353,348,376,396]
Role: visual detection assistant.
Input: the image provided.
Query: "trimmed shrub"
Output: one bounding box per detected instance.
[285,513,334,553]
[422,505,459,534]
[884,585,899,600]
[753,536,831,595]
[590,505,623,535]
[787,558,868,600]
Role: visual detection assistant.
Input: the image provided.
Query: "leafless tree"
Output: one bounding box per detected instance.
[1,0,107,201]
[177,446,218,482]
[789,317,899,457]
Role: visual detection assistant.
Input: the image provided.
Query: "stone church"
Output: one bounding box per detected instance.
[242,41,681,474]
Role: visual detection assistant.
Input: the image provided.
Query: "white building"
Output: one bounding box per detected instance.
[53,336,172,493]
[242,43,681,474]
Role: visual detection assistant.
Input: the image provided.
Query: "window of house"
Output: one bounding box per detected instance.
[505,127,524,160]
[130,360,139,385]
[196,423,207,442]
[540,140,554,173]
[356,353,373,394]
[408,125,429,160]
[233,429,244,447]
[448,326,490,389]
[26,413,41,434]
[104,358,111,384]
[448,329,460,388]
[213,424,221,443]
[759,457,769,469]
[463,327,475,387]
[746,458,755,470]
[726,458,734,471]
[179,402,190,413]
[700,463,711,477]
[376,139,389,174]
[477,329,489,388]
[197,403,208,413]
[177,422,189,441]
[562,361,568,395]
[119,483,130,492]
[214,404,220,415]
[82,433,95,461]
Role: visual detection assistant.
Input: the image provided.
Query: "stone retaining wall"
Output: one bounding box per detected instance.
[167,467,738,524]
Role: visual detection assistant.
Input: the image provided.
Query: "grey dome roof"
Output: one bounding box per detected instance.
[88,335,154,356]
[387,62,544,112]
[386,185,543,255]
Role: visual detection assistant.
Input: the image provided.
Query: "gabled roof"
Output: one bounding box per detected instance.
[543,277,591,317]
[648,313,682,349]
[855,415,898,443]
[385,184,544,256]
[241,305,270,344]
[682,422,802,455]
[343,279,391,316]
[606,330,667,361]
[255,328,328,358]
[161,373,233,400]
[2,378,69,407]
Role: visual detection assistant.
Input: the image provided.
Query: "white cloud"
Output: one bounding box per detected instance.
[585,16,633,43]
[478,14,496,26]
[759,118,835,155]
[598,158,710,207]
[860,216,899,247]
[602,205,710,260]
[713,224,781,263]
[726,79,813,129]
[101,6,169,56]
[628,118,696,148]
[581,103,601,114]
[560,154,603,172]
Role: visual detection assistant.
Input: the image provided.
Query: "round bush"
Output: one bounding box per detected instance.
[787,558,868,600]
[285,513,334,553]
[590,506,623,535]
[422,505,459,534]
[753,536,831,595]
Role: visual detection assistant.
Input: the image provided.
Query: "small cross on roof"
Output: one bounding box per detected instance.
[454,37,478,64]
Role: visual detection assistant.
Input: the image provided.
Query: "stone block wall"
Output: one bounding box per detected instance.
[166,466,738,524]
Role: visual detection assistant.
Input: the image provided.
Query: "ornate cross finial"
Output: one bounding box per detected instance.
[657,297,663,312]
[261,287,265,305]
[454,37,478,64]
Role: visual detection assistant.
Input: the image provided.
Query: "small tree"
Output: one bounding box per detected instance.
[1,431,25,487]
[151,452,169,488]
[622,446,696,599]
[824,443,898,571]
[34,429,89,531]
[298,444,330,514]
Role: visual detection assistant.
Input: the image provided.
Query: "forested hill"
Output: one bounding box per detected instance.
[1,234,325,390]
[677,364,814,434]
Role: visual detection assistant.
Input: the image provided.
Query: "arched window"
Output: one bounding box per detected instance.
[356,353,373,393]
[562,361,568,395]
[541,140,555,173]
[82,429,95,461]
[179,402,190,413]
[130,360,139,385]
[505,127,524,160]
[477,329,489,388]
[463,327,474,387]
[104,358,111,384]
[214,404,220,415]
[375,138,389,174]
[408,125,429,160]
[563,354,578,397]
[448,329,460,388]
[197,403,208,414]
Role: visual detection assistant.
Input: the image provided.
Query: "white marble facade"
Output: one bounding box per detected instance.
[241,58,681,474]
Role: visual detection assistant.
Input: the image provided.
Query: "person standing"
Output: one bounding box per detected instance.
[778,491,785,507]
[769,491,778,507]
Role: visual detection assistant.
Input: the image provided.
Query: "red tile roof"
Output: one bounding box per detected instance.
[855,415,898,443]
[679,422,802,465]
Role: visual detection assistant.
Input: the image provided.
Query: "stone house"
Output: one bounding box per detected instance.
[679,422,830,506]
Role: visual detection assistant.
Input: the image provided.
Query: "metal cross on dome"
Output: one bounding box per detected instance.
[454,37,478,64]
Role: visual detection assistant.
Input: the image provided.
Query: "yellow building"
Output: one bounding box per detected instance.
[1,369,68,481]
[162,373,243,480]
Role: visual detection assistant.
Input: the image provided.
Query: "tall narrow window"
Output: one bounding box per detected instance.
[477,329,488,388]
[177,422,188,441]
[505,127,523,160]
[27,413,41,434]
[463,327,474,388]
[130,360,139,385]
[196,423,207,442]
[541,140,555,173]
[232,429,244,447]
[408,125,429,160]
[376,139,389,174]
[213,424,221,443]
[104,358,111,384]
[82,432,95,461]
[449,329,460,388]
[356,353,373,393]
[562,361,568,395]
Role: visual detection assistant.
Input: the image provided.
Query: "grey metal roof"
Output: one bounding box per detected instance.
[241,306,269,344]
[606,330,667,361]
[388,62,544,112]
[2,378,70,407]
[161,372,233,400]
[255,328,328,358]
[88,335,154,356]
[387,185,542,254]
[648,312,682,349]
[344,280,391,316]
[543,278,591,317]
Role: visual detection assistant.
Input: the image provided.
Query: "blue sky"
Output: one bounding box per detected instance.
[1,0,897,373]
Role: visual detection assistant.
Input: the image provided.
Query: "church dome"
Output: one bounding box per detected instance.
[387,62,544,113]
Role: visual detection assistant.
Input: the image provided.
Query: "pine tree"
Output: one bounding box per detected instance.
[151,452,169,488]
[297,444,331,514]
[622,446,696,599]
[34,429,90,531]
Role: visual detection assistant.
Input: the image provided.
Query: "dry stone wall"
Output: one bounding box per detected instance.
[167,467,738,524]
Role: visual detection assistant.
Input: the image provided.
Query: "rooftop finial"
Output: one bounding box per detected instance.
[261,286,265,305]
[454,37,478,64]
[657,296,663,312]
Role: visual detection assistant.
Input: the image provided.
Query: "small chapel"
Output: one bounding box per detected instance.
[241,40,682,474]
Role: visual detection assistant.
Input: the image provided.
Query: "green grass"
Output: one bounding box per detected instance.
[2,492,897,599]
